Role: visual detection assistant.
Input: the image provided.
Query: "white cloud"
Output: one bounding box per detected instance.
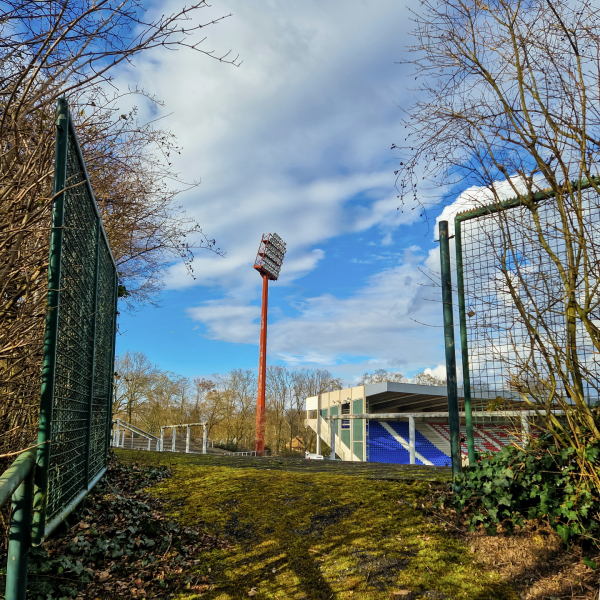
[187,246,447,371]
[115,0,457,377]
[162,172,419,293]
[434,175,547,238]
[111,0,418,296]
[423,364,447,380]
[186,301,259,344]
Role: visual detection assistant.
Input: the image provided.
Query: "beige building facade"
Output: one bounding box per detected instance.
[306,385,366,461]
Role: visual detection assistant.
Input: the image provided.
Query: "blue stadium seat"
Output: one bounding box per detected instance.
[367,421,412,464]
[387,421,451,467]
[366,421,451,466]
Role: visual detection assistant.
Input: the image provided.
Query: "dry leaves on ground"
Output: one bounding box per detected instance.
[418,485,600,600]
[7,455,230,599]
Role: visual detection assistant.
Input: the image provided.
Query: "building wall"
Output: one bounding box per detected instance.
[305,385,366,461]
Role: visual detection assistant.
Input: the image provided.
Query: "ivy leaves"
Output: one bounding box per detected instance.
[450,435,600,551]
[20,457,227,599]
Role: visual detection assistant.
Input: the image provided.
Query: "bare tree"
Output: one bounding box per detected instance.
[110,363,347,455]
[398,0,600,485]
[412,371,446,386]
[172,375,192,423]
[200,389,227,440]
[358,369,405,385]
[142,372,184,434]
[293,368,344,453]
[113,351,158,425]
[229,369,257,449]
[192,378,214,416]
[0,0,238,455]
[78,88,224,306]
[210,369,256,449]
[266,366,294,453]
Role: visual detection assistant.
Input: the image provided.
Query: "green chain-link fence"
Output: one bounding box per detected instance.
[453,179,600,465]
[30,97,118,547]
[1,98,118,600]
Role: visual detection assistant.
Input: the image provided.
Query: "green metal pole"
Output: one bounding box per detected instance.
[6,463,34,600]
[439,220,462,477]
[1,447,37,598]
[32,98,70,545]
[454,217,476,466]
[84,222,101,488]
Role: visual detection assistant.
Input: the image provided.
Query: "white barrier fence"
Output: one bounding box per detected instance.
[223,451,257,457]
[112,419,160,451]
[112,420,216,455]
[160,422,209,455]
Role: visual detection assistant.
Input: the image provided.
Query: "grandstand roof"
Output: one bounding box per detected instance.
[365,382,457,413]
[365,382,529,413]
[305,382,529,414]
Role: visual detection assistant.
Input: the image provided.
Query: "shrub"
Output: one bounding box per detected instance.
[449,435,600,549]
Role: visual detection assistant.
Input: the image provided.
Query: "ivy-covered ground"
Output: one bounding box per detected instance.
[2,450,597,599]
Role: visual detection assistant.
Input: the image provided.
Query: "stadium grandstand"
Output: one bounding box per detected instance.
[305,382,529,466]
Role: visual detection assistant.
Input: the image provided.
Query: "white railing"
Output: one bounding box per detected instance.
[113,420,217,455]
[112,419,160,451]
[160,422,209,454]
[223,451,257,457]
[317,415,354,462]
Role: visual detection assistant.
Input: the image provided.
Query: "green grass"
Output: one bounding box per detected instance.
[117,450,517,600]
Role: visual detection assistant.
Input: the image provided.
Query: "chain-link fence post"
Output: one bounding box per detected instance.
[455,216,476,465]
[32,98,69,545]
[439,221,462,477]
[5,451,36,600]
[105,278,118,456]
[84,225,101,487]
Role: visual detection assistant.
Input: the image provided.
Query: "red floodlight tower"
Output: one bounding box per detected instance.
[253,233,287,455]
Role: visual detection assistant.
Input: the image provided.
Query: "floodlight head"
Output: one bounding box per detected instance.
[254,233,287,280]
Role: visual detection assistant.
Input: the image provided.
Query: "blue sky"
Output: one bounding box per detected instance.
[114,0,454,384]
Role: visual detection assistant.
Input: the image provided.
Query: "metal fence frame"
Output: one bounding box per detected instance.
[0,449,36,599]
[451,176,599,469]
[0,98,118,600]
[31,97,118,546]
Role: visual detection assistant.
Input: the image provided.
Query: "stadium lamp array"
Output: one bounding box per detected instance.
[254,233,287,280]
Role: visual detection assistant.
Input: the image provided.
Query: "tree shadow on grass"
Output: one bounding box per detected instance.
[194,507,518,600]
[198,538,336,600]
[147,460,512,600]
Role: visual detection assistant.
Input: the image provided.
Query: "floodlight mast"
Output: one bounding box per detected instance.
[253,233,286,456]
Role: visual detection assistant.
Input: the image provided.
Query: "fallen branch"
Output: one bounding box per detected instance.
[0,440,50,459]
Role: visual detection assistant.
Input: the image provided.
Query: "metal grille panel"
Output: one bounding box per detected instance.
[90,243,116,479]
[34,100,117,543]
[46,136,98,523]
[459,192,600,405]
